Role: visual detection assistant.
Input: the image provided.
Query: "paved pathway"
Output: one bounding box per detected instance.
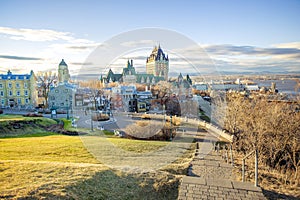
[178,131,266,200]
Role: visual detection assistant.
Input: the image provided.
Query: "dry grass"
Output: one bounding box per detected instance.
[136,120,150,127]
[165,115,181,126]
[0,132,195,199]
[231,151,300,199]
[0,135,99,163]
[108,137,169,153]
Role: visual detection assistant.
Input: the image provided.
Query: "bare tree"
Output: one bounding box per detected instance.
[223,94,244,138]
[152,81,172,103]
[35,71,57,108]
[79,79,104,110]
[224,93,300,185]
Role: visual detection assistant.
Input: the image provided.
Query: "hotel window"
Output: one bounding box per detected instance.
[17,91,20,96]
[8,83,12,88]
[25,98,29,104]
[9,90,13,96]
[17,98,21,105]
[25,90,28,96]
[16,83,20,88]
[0,91,3,96]
[24,82,28,88]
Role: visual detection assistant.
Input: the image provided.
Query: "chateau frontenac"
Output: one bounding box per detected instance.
[101,45,169,84]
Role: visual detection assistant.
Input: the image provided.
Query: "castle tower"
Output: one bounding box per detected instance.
[146,45,169,81]
[58,59,70,83]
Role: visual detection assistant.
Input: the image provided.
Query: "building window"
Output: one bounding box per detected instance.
[17,98,21,105]
[0,83,2,88]
[16,83,20,88]
[25,98,29,104]
[0,91,3,96]
[9,90,13,96]
[8,83,12,88]
[25,90,28,96]
[17,91,20,96]
[24,82,28,88]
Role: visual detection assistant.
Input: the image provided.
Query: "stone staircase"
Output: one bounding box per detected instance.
[178,139,267,200]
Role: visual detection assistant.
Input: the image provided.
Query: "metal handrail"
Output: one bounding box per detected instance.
[242,149,258,187]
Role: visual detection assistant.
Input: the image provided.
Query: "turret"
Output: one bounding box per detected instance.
[58,59,70,83]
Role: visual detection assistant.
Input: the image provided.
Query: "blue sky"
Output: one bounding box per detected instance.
[0,0,300,78]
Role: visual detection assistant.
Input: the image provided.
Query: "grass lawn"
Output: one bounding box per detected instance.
[0,130,194,199]
[108,137,169,153]
[0,115,58,136]
[0,114,25,121]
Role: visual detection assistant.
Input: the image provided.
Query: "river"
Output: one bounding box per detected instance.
[256,79,299,95]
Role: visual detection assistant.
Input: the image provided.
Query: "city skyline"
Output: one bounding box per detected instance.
[0,0,300,79]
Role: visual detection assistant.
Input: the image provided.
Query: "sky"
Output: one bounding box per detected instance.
[0,0,300,79]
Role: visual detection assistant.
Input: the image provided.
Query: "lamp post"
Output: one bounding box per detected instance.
[91,112,94,131]
[66,99,69,119]
[170,115,172,141]
[163,104,165,122]
[70,101,73,119]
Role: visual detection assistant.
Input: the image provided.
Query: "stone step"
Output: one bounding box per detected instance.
[178,176,266,200]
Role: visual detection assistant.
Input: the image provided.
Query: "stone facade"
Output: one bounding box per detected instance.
[146,45,169,81]
[48,83,75,109]
[48,59,76,110]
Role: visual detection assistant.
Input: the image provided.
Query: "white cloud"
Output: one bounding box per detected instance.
[272,42,300,49]
[120,40,156,47]
[0,26,73,42]
[0,27,104,76]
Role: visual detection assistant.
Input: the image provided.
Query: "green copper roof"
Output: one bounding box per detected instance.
[59,59,67,66]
